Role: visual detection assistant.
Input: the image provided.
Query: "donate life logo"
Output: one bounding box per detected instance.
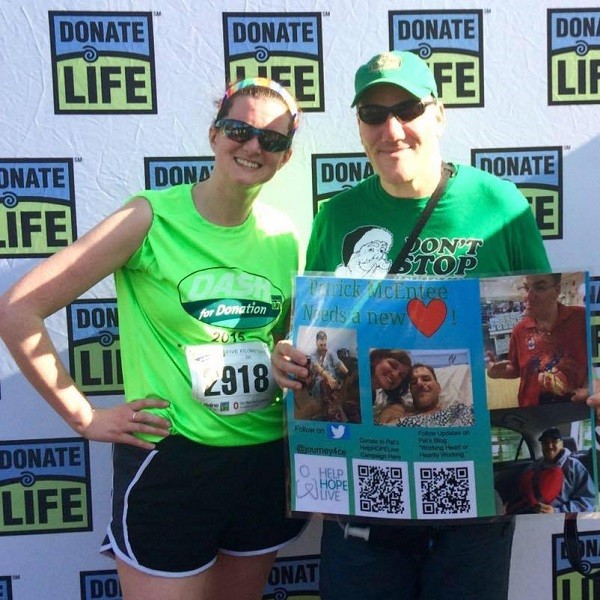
[0,577,13,600]
[389,10,484,107]
[552,530,600,600]
[0,158,76,258]
[589,276,600,369]
[80,570,122,600]
[472,147,563,240]
[48,11,157,114]
[311,153,374,216]
[222,12,324,112]
[0,438,92,536]
[144,157,215,191]
[263,555,321,600]
[548,9,600,104]
[67,299,122,396]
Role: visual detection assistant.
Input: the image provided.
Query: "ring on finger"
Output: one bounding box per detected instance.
[131,411,137,422]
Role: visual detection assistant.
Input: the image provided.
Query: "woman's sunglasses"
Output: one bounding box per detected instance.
[214,119,292,152]
[357,98,436,125]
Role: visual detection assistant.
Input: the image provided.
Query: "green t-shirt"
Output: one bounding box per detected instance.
[306,164,550,277]
[114,184,299,446]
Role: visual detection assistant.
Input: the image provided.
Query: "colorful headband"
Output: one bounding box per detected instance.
[221,77,300,131]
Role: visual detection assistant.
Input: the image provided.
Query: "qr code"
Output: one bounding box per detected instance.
[414,462,477,519]
[352,460,409,518]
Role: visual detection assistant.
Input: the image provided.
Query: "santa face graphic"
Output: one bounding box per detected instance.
[335,226,393,278]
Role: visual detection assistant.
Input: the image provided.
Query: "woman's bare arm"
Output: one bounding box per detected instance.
[0,198,171,448]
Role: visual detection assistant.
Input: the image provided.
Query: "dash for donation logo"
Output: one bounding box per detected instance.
[223,13,324,111]
[48,11,157,114]
[472,147,563,240]
[552,530,600,599]
[311,153,373,216]
[144,157,215,191]
[67,299,122,396]
[0,438,92,536]
[262,555,320,600]
[80,570,122,600]
[548,9,600,104]
[0,577,13,600]
[0,159,76,258]
[389,10,483,107]
[179,268,283,329]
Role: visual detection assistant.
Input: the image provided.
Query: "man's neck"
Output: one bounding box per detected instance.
[380,160,444,199]
[534,304,560,331]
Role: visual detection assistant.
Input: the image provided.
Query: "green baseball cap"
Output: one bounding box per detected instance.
[351,50,438,107]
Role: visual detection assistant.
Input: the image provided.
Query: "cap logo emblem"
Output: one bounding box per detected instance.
[368,52,402,72]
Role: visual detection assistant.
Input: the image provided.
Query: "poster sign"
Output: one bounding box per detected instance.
[285,272,596,522]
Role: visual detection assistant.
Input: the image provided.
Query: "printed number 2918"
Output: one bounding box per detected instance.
[205,363,270,396]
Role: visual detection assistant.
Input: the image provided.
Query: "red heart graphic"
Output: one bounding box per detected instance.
[407,298,447,337]
[520,466,564,506]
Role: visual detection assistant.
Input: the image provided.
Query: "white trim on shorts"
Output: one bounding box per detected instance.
[101,448,218,578]
[104,528,218,578]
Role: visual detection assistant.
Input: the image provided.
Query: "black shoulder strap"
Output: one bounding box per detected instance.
[389,161,455,275]
[564,512,600,578]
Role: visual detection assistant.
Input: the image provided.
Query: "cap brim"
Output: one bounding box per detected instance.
[351,79,427,107]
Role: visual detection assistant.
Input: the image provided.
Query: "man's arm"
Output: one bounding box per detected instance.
[551,460,596,513]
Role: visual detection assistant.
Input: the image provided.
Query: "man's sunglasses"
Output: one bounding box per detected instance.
[214,119,292,152]
[357,98,436,125]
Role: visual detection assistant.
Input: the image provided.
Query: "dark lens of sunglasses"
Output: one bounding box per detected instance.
[216,119,290,152]
[221,121,252,143]
[257,129,291,152]
[358,100,427,125]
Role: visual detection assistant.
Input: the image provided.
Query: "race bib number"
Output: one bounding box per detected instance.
[185,341,275,415]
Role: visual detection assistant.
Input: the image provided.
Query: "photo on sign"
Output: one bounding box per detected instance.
[482,271,597,516]
[292,326,360,424]
[373,348,475,429]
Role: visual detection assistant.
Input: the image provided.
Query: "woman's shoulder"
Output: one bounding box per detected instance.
[132,184,194,215]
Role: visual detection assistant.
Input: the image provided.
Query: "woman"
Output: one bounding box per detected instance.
[0,78,305,600]
[370,348,412,424]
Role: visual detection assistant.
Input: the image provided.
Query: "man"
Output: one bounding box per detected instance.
[514,427,595,514]
[307,330,349,399]
[377,363,473,427]
[487,273,587,406]
[272,50,550,600]
[303,330,351,422]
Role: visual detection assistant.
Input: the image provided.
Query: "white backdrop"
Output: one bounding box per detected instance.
[1,1,600,598]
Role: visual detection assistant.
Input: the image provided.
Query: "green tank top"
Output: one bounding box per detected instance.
[114,184,299,446]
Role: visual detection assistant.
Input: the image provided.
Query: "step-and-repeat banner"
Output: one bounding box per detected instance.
[1,1,600,598]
